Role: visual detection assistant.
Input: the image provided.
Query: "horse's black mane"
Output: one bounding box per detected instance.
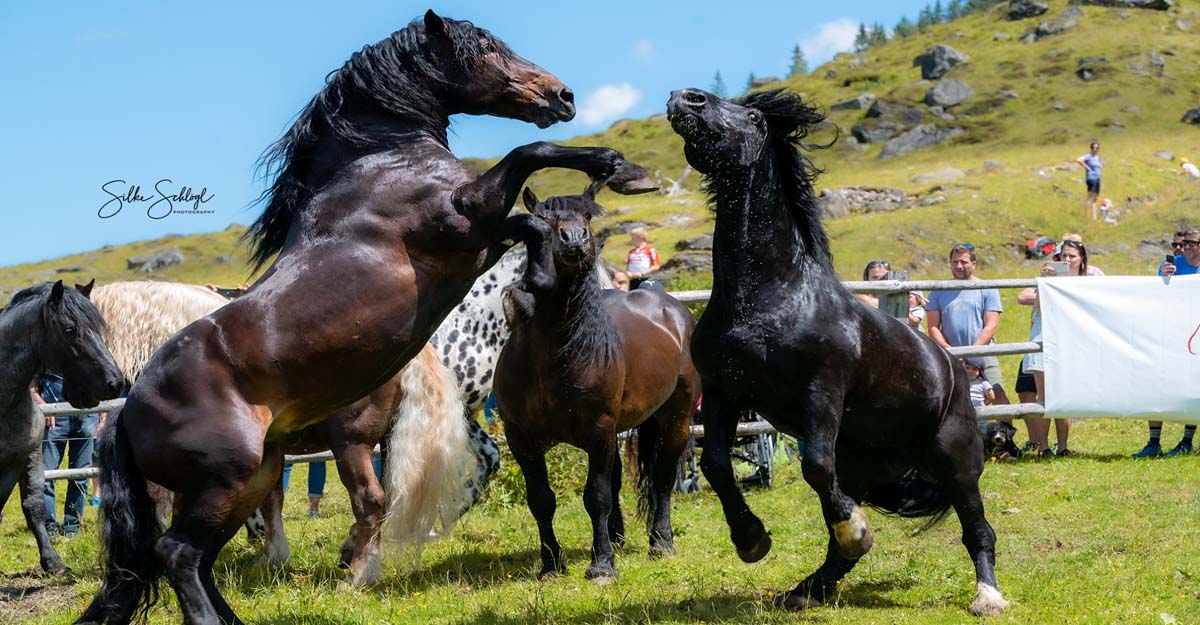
[243,16,501,271]
[706,89,833,268]
[2,282,105,333]
[539,196,621,373]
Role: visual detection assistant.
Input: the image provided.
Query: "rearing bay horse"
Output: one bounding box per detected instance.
[79,11,652,625]
[667,89,1008,616]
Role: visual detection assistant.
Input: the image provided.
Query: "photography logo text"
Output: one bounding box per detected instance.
[99,179,216,219]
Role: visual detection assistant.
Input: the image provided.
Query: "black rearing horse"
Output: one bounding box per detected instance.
[667,88,1008,616]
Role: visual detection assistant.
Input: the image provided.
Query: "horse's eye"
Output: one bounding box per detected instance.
[481,40,496,54]
[748,111,762,123]
[63,326,76,336]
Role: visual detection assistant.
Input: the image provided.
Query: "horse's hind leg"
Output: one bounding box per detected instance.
[511,442,564,578]
[16,446,68,575]
[260,476,289,568]
[925,408,1008,616]
[697,388,771,562]
[645,384,695,559]
[333,441,385,586]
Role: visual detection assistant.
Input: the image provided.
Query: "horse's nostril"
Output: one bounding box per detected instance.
[558,88,574,105]
[559,229,570,242]
[684,91,707,106]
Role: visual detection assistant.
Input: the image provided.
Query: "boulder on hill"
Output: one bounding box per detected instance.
[1076,56,1110,80]
[830,93,877,111]
[879,125,965,160]
[913,45,970,80]
[851,120,905,144]
[127,248,184,273]
[925,79,975,108]
[1069,0,1171,9]
[1008,0,1049,20]
[674,234,713,251]
[911,168,965,184]
[817,187,908,219]
[1182,107,1200,125]
[1031,15,1080,39]
[866,99,927,125]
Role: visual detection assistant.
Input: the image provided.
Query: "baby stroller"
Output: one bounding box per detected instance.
[675,397,791,492]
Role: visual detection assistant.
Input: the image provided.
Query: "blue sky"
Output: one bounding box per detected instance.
[0,1,926,267]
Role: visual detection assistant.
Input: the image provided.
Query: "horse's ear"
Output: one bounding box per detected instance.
[424,9,450,39]
[582,179,603,201]
[49,280,65,306]
[75,279,95,299]
[522,188,540,213]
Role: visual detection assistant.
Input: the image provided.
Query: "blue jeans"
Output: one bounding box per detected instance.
[281,462,327,498]
[43,414,99,532]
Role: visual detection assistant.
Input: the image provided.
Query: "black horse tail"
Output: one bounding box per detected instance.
[624,417,661,522]
[861,469,953,530]
[76,408,164,625]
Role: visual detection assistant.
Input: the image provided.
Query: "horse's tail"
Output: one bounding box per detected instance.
[861,469,952,528]
[628,417,661,522]
[379,346,473,567]
[76,408,164,625]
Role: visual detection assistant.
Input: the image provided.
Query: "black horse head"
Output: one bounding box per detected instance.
[667,88,826,174]
[24,280,125,407]
[523,187,605,278]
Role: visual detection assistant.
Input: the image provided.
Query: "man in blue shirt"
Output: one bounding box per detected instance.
[927,244,1009,408]
[32,371,101,537]
[1135,227,1200,457]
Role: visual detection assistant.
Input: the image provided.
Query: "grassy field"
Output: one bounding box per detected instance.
[4,418,1200,624]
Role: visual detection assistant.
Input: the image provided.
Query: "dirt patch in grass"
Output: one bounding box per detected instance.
[0,570,83,622]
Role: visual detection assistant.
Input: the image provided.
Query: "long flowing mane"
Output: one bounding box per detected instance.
[710,89,833,268]
[92,282,229,379]
[242,16,499,271]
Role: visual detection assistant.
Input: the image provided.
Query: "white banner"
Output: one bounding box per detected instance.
[1041,275,1200,422]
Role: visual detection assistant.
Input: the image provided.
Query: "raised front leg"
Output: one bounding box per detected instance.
[20,445,68,575]
[799,384,872,561]
[454,142,654,222]
[484,213,556,296]
[697,388,771,563]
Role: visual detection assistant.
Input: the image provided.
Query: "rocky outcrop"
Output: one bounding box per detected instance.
[674,234,713,251]
[1008,0,1049,19]
[851,120,905,143]
[913,45,970,79]
[879,125,965,160]
[1076,56,1110,80]
[830,93,877,111]
[817,187,909,219]
[127,248,184,273]
[1182,107,1200,125]
[866,100,926,125]
[1070,0,1171,8]
[1032,15,1080,39]
[925,79,975,108]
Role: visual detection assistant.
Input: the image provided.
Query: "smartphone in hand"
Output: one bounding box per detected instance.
[1047,261,1070,276]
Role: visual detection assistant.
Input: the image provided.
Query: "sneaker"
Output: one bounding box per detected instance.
[1056,448,1075,458]
[1131,442,1163,459]
[44,523,62,538]
[90,496,101,507]
[1164,440,1193,457]
[307,510,320,519]
[1038,448,1055,458]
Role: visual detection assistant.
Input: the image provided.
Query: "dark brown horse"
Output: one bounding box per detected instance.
[79,12,652,625]
[667,88,1007,616]
[494,189,700,583]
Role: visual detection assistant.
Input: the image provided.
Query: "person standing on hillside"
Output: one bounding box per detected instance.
[625,227,661,290]
[1134,227,1200,457]
[1076,141,1102,221]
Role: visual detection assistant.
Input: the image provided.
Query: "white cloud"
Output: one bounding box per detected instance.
[577,83,642,126]
[799,18,859,66]
[632,39,655,64]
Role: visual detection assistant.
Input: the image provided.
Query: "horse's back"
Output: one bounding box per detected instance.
[606,289,699,428]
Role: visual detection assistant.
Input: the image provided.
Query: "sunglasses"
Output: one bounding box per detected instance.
[866,260,890,268]
[1182,240,1200,248]
[959,242,975,250]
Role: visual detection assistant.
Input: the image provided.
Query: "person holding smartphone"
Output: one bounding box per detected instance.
[1017,240,1102,457]
[1134,227,1200,457]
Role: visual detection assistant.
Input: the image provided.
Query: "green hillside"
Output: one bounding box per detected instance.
[3,0,1198,388]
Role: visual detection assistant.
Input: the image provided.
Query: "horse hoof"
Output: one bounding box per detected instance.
[969,583,1009,616]
[606,161,658,195]
[773,591,822,611]
[648,542,675,560]
[832,507,873,560]
[44,563,70,577]
[584,564,617,584]
[735,530,772,563]
[537,566,566,580]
